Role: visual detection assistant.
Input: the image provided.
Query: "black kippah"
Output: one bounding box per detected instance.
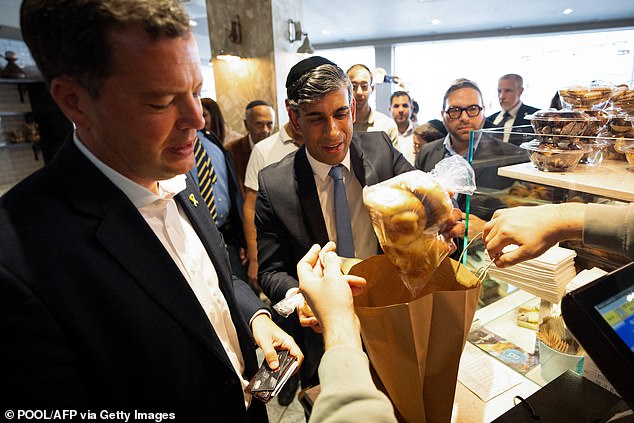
[285,56,336,89]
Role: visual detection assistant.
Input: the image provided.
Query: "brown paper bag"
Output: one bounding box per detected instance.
[350,255,480,423]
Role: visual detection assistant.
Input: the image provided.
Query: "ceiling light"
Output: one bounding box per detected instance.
[562,8,574,15]
[431,19,440,25]
[289,19,315,56]
[189,19,198,27]
[321,29,331,35]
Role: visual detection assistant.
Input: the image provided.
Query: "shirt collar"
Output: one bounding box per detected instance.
[366,108,376,125]
[400,121,414,136]
[248,133,255,150]
[279,124,294,145]
[305,147,352,183]
[443,131,482,160]
[72,132,187,208]
[506,101,522,118]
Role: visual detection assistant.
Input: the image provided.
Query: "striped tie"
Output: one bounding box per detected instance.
[194,137,218,223]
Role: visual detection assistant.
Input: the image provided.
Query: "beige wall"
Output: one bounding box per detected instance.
[206,0,303,135]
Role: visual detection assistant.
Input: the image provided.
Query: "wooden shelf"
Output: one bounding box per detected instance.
[498,160,634,202]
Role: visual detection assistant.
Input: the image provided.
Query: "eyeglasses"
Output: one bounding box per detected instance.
[444,105,483,119]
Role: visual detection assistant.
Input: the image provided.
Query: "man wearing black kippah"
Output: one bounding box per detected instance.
[254,56,414,391]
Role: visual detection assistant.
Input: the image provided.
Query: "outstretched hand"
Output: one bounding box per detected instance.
[296,242,366,350]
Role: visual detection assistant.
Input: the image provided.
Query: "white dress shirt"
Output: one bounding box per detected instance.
[305,149,378,260]
[72,133,250,407]
[493,102,522,143]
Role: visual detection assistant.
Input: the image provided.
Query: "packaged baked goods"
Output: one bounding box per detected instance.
[362,156,476,293]
[520,140,590,172]
[610,84,634,113]
[527,109,599,143]
[558,83,613,111]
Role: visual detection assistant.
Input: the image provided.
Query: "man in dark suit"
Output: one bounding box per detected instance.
[255,57,414,389]
[224,101,275,196]
[486,74,539,145]
[1,1,301,420]
[416,79,528,233]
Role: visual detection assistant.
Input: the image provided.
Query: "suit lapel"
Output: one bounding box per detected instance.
[58,143,240,372]
[350,137,369,186]
[294,147,329,245]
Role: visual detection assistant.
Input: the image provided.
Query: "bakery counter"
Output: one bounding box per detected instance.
[497,160,634,202]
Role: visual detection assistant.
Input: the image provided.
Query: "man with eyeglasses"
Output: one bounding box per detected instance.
[415,79,528,236]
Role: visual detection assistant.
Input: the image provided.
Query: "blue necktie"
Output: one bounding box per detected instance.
[328,165,355,258]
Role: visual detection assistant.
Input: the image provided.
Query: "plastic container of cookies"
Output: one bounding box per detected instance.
[558,83,613,111]
[611,84,634,114]
[526,109,597,143]
[520,140,591,172]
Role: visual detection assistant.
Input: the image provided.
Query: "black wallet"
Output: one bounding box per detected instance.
[244,350,299,403]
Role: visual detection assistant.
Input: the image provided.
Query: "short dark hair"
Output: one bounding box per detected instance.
[246,100,272,110]
[414,119,447,142]
[20,0,191,98]
[443,78,483,109]
[287,64,352,115]
[346,64,373,85]
[390,91,411,104]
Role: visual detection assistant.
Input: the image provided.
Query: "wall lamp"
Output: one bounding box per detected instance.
[217,14,242,61]
[288,19,315,55]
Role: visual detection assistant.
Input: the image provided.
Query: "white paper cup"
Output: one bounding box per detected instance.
[539,340,584,384]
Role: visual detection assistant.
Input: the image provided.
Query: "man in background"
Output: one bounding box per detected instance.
[225,100,275,194]
[415,79,527,234]
[486,73,539,145]
[389,90,416,164]
[346,64,399,146]
[197,98,248,281]
[242,120,302,293]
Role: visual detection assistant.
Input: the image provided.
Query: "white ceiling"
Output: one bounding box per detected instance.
[3,0,633,51]
[301,0,634,46]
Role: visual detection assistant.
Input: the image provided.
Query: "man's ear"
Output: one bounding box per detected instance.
[49,76,91,129]
[350,97,357,123]
[518,87,525,96]
[288,108,302,136]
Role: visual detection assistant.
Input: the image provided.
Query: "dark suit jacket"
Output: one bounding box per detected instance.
[200,130,246,249]
[415,135,529,220]
[224,134,252,196]
[255,131,413,380]
[0,140,267,422]
[486,103,540,145]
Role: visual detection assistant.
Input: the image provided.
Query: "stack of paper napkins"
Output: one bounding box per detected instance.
[485,245,577,303]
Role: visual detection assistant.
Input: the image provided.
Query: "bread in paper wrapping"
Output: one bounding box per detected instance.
[363,170,454,291]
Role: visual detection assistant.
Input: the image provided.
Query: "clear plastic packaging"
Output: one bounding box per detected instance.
[558,82,613,111]
[362,157,475,294]
[520,140,590,172]
[273,292,306,318]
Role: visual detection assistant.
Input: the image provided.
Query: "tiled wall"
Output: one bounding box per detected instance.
[1,37,41,195]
